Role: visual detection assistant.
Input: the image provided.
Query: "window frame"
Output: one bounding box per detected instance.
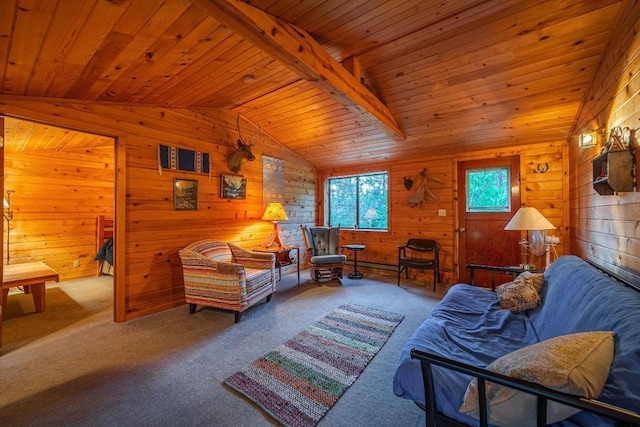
[326,171,389,231]
[465,165,512,213]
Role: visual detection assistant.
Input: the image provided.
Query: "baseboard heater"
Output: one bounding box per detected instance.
[344,260,397,272]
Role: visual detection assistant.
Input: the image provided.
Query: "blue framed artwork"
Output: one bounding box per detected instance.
[221,175,246,200]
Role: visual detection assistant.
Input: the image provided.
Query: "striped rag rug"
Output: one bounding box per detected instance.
[223,303,405,427]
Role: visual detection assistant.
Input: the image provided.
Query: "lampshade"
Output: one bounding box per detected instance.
[3,198,8,209]
[504,207,555,231]
[261,203,288,221]
[364,208,378,219]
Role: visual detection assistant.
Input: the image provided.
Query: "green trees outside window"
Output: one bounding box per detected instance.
[466,167,510,212]
[328,172,388,230]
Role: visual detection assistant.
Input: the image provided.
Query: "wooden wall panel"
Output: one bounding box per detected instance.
[0,96,316,321]
[569,0,640,284]
[4,147,114,279]
[318,141,568,284]
[0,115,4,277]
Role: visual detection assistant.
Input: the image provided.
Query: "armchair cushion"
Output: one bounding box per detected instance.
[229,243,274,270]
[310,254,347,265]
[187,240,234,262]
[179,249,244,287]
[309,227,340,255]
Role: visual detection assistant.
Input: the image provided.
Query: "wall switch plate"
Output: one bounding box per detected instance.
[438,209,446,217]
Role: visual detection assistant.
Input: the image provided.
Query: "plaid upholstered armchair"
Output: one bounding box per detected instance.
[179,240,276,323]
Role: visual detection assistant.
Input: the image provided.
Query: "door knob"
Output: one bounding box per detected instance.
[458,228,466,232]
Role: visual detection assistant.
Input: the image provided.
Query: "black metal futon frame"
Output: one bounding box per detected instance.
[411,349,640,427]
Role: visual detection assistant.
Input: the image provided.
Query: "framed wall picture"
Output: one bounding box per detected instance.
[174,178,198,210]
[221,175,247,199]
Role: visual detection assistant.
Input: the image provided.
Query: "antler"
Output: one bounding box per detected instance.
[236,115,244,144]
[248,123,261,145]
[236,115,260,146]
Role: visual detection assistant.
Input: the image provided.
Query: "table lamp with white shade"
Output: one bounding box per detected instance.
[504,206,556,270]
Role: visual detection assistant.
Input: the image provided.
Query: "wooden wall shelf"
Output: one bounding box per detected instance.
[591,150,635,195]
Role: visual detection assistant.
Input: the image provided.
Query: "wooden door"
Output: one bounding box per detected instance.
[458,156,521,287]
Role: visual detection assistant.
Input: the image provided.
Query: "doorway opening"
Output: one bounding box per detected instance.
[2,116,117,347]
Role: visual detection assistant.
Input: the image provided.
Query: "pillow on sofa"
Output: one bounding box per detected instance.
[459,331,615,427]
[515,271,545,292]
[496,280,539,312]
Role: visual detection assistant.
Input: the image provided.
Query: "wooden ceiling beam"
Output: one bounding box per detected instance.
[189,0,405,141]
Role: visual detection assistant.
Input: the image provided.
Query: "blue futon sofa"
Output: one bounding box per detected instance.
[393,255,640,426]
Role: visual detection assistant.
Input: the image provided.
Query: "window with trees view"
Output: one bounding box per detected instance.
[466,166,510,212]
[328,172,388,230]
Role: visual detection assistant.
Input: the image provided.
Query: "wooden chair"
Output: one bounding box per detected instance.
[398,239,439,290]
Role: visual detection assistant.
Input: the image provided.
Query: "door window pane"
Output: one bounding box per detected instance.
[466,167,510,212]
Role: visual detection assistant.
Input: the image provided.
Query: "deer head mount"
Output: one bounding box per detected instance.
[228,115,258,173]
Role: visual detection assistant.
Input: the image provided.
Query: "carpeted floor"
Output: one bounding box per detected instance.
[0,270,445,426]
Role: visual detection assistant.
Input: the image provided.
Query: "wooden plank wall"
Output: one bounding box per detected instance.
[0,94,572,316]
[0,96,316,321]
[319,141,568,283]
[569,0,640,283]
[4,146,114,279]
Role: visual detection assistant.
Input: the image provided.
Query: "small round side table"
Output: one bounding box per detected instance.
[342,244,366,279]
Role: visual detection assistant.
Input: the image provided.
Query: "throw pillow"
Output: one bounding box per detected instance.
[496,280,540,312]
[515,271,545,292]
[459,331,615,427]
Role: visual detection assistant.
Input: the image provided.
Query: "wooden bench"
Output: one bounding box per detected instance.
[1,261,59,347]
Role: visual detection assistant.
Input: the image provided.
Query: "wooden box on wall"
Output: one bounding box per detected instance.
[591,150,635,195]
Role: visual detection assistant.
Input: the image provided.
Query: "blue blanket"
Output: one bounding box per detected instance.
[393,284,538,425]
[393,256,640,426]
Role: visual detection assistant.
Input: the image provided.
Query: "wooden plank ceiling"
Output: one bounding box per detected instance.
[0,0,623,168]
